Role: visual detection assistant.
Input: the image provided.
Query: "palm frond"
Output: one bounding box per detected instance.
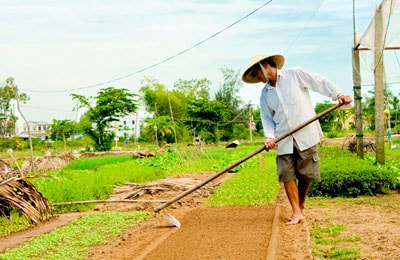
[0,176,54,224]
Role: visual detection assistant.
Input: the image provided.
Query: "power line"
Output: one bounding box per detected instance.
[395,50,400,69]
[22,0,273,94]
[19,105,75,113]
[284,0,326,54]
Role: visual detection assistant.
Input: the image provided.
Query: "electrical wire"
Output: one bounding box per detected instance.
[284,0,326,54]
[21,0,273,94]
[395,50,400,70]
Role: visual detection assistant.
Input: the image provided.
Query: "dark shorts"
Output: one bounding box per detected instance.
[276,141,320,183]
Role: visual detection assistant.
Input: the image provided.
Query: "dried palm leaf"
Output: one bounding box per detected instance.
[0,176,54,224]
[20,154,74,173]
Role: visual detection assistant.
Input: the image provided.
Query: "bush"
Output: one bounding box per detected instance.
[325,131,339,138]
[309,155,398,198]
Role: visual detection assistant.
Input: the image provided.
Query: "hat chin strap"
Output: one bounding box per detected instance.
[259,62,269,83]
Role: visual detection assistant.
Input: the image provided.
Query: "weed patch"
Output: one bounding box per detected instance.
[311,220,360,259]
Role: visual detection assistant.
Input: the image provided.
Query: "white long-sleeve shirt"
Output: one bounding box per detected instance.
[260,67,342,155]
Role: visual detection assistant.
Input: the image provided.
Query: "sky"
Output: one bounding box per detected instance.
[0,0,399,130]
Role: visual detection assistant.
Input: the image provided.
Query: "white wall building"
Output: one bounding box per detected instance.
[19,121,51,140]
[113,113,140,141]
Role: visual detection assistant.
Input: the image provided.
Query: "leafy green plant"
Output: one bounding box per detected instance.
[0,210,31,237]
[206,152,279,206]
[0,211,148,260]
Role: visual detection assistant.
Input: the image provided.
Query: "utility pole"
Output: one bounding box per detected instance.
[248,102,253,143]
[134,113,138,145]
[154,103,159,148]
[374,2,385,165]
[352,0,364,159]
[167,89,178,145]
[154,125,158,148]
[352,48,364,159]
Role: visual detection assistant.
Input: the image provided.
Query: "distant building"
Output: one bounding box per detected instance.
[19,121,51,140]
[113,113,140,141]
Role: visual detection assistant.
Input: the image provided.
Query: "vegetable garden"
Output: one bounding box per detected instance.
[0,139,399,259]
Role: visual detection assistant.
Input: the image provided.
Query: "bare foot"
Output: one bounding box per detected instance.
[286,214,304,225]
[287,215,305,222]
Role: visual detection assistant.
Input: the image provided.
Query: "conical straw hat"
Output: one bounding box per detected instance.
[241,54,285,83]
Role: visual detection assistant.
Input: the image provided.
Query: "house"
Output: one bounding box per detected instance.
[19,121,51,140]
[114,113,140,139]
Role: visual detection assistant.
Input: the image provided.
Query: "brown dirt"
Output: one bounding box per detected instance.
[1,177,400,259]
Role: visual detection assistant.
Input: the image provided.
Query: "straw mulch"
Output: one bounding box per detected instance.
[20,153,75,173]
[109,173,228,204]
[341,133,376,153]
[0,155,62,224]
[79,149,165,159]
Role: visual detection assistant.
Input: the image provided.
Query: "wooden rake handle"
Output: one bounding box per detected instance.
[154,102,343,213]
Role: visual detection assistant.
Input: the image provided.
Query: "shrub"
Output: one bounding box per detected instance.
[325,131,339,138]
[309,154,398,198]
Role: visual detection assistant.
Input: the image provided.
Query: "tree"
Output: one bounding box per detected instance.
[390,95,399,130]
[214,68,245,141]
[140,71,247,143]
[315,101,341,132]
[142,116,176,145]
[174,78,211,101]
[186,98,229,143]
[71,87,138,151]
[49,119,76,151]
[214,68,243,116]
[1,77,33,171]
[251,107,264,134]
[0,77,29,137]
[140,77,213,143]
[140,77,184,118]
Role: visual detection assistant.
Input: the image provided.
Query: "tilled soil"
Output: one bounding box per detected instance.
[87,187,310,260]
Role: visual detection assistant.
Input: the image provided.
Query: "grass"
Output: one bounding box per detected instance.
[0,211,149,260]
[63,154,133,170]
[206,154,279,206]
[311,220,361,259]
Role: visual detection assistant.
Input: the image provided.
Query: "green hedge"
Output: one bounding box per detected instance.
[309,155,398,198]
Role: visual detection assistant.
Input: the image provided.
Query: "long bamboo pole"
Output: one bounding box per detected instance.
[52,199,167,206]
[374,2,385,165]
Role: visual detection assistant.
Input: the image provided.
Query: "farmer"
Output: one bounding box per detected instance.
[241,54,352,224]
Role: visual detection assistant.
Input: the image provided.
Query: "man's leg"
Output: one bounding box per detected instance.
[298,180,310,211]
[284,180,303,224]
